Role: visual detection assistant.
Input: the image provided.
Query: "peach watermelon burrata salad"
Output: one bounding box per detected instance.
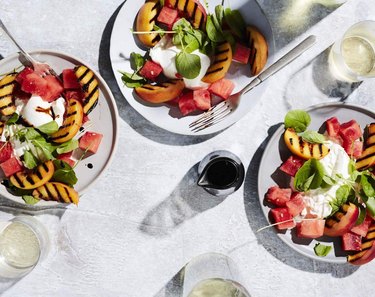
[120,0,268,116]
[264,110,375,265]
[0,64,103,205]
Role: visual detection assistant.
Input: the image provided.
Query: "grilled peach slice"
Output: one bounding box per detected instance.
[74,65,99,114]
[51,99,83,143]
[165,0,207,29]
[135,79,185,103]
[10,160,54,190]
[0,73,17,116]
[356,123,375,170]
[136,0,161,48]
[348,223,375,265]
[284,128,330,160]
[202,42,232,84]
[33,182,79,205]
[246,26,268,76]
[324,203,359,237]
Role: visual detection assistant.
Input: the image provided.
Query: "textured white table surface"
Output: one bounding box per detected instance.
[0,0,374,296]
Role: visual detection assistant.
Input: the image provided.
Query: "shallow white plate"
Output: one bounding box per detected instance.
[258,102,375,263]
[0,50,119,206]
[110,0,275,135]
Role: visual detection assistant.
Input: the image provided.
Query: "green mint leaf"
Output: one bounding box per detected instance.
[284,110,311,133]
[56,139,78,155]
[6,113,19,125]
[298,130,326,144]
[206,15,225,42]
[52,160,78,186]
[176,52,201,79]
[23,150,38,169]
[330,185,350,215]
[314,243,332,257]
[37,121,59,135]
[294,158,325,192]
[223,8,246,39]
[119,71,146,88]
[130,52,145,71]
[22,195,40,205]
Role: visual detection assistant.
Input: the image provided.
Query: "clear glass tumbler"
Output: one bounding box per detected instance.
[0,215,49,278]
[329,21,375,82]
[182,253,251,297]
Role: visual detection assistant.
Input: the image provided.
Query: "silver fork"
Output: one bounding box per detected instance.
[189,35,317,133]
[0,19,59,77]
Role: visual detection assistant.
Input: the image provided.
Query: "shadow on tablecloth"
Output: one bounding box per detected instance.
[139,163,227,237]
[243,124,359,276]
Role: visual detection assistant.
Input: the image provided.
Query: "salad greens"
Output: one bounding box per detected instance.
[314,243,332,257]
[294,158,325,192]
[284,110,311,133]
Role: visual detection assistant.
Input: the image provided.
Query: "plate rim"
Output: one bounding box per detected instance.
[0,49,119,205]
[257,102,375,264]
[109,0,275,136]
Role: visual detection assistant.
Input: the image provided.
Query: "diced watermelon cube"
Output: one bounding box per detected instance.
[157,6,179,29]
[139,60,163,81]
[343,139,363,159]
[79,132,103,154]
[178,91,198,116]
[57,152,75,167]
[269,208,295,230]
[266,186,292,207]
[62,69,81,89]
[286,192,305,217]
[351,216,372,237]
[82,114,90,124]
[16,67,34,84]
[0,142,13,163]
[65,90,85,102]
[193,89,211,111]
[0,157,23,177]
[296,219,325,238]
[279,155,305,177]
[43,75,64,102]
[208,78,235,100]
[339,120,362,143]
[233,43,251,64]
[21,72,48,97]
[326,117,340,137]
[342,232,362,251]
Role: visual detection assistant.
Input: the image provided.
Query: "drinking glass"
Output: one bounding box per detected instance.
[329,21,375,82]
[182,253,251,297]
[0,215,49,278]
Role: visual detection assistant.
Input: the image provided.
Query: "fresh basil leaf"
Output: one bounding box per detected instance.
[176,52,201,79]
[206,15,225,42]
[6,113,19,125]
[52,160,78,186]
[284,110,311,133]
[223,31,236,50]
[25,128,42,140]
[356,204,366,225]
[294,158,325,192]
[119,71,146,88]
[314,243,332,257]
[38,121,59,135]
[153,24,165,37]
[184,33,200,53]
[298,130,326,144]
[322,175,336,187]
[22,195,40,205]
[56,139,78,155]
[215,5,224,26]
[361,174,375,197]
[330,185,350,215]
[361,192,375,217]
[23,150,38,169]
[223,8,246,38]
[130,52,145,71]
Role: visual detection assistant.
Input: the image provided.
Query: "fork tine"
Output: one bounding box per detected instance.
[191,107,232,132]
[189,101,228,128]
